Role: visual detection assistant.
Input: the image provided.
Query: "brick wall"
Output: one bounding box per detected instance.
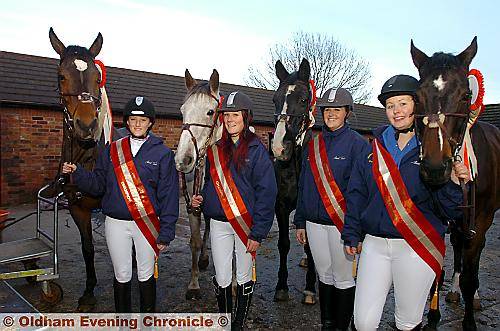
[0,107,274,206]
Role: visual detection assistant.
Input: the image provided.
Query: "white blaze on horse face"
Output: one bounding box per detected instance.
[74,59,88,71]
[175,94,217,172]
[433,75,447,91]
[272,85,295,157]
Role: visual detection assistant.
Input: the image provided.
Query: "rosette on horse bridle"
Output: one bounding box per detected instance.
[94,60,113,144]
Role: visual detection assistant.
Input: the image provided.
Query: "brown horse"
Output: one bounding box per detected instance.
[411,37,500,331]
[47,27,108,312]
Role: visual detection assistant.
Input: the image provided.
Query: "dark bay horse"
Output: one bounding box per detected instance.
[47,27,110,311]
[271,58,317,303]
[411,37,500,331]
[175,69,221,299]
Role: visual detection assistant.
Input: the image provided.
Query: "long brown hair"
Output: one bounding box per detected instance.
[220,111,256,172]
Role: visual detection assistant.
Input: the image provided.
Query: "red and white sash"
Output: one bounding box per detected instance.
[207,144,255,257]
[110,137,160,255]
[308,133,346,230]
[372,139,445,277]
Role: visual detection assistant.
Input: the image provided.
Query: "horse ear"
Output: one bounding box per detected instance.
[275,60,289,82]
[185,69,197,91]
[457,36,477,68]
[49,27,66,56]
[410,39,429,70]
[298,58,311,82]
[89,32,103,58]
[209,69,220,95]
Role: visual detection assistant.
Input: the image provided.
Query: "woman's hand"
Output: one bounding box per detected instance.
[62,162,77,174]
[191,195,203,208]
[345,242,362,256]
[451,161,471,185]
[296,229,307,245]
[157,243,168,252]
[246,239,260,253]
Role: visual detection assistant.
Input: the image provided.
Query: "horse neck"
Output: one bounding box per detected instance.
[62,123,99,171]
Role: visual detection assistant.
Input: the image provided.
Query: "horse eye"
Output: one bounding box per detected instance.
[59,75,65,81]
[207,109,214,116]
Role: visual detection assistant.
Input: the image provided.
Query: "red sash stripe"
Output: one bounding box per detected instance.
[207,144,255,257]
[308,133,346,230]
[371,139,444,277]
[111,137,160,255]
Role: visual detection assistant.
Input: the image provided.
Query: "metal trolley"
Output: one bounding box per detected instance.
[0,184,64,305]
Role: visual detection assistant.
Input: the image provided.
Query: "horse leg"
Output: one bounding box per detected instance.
[186,213,203,300]
[301,242,317,305]
[274,207,290,302]
[198,217,210,271]
[460,215,491,331]
[446,228,463,303]
[70,207,97,312]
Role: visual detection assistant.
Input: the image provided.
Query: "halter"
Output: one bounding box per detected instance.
[58,60,104,137]
[274,79,317,146]
[180,93,222,168]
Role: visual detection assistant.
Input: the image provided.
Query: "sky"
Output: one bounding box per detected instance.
[1,0,498,106]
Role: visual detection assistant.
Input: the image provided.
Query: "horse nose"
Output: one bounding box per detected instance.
[183,155,194,166]
[75,118,97,135]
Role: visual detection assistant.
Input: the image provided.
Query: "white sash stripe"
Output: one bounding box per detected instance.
[374,143,443,266]
[313,136,345,220]
[116,139,159,238]
[211,146,251,235]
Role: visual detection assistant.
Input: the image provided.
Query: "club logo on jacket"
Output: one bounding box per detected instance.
[333,156,346,160]
[411,160,421,166]
[145,160,158,166]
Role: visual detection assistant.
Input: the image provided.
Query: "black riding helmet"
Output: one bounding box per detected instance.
[317,87,354,112]
[378,75,419,106]
[123,96,156,127]
[220,91,254,119]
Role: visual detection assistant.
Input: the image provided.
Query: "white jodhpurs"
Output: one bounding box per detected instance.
[354,234,435,331]
[306,221,355,289]
[210,219,253,288]
[105,216,156,283]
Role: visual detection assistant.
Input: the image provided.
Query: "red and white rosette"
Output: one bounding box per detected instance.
[467,69,485,126]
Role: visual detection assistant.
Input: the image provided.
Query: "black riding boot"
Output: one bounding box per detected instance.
[113,278,131,313]
[318,281,336,330]
[232,280,254,331]
[213,276,232,314]
[139,276,156,313]
[333,286,355,331]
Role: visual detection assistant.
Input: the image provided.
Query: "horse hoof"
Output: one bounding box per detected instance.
[77,293,96,312]
[185,289,201,300]
[462,318,477,331]
[273,289,289,302]
[198,256,209,270]
[299,257,308,268]
[473,298,481,310]
[301,291,316,305]
[423,325,437,331]
[445,291,460,303]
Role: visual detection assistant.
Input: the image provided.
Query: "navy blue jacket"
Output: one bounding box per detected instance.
[202,137,277,243]
[341,126,463,247]
[294,125,370,229]
[72,134,179,245]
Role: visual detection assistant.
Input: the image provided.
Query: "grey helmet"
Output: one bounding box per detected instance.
[317,87,353,111]
[123,96,156,126]
[378,75,419,106]
[220,91,254,118]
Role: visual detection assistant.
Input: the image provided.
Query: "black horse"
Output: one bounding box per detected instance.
[411,37,500,331]
[46,28,122,312]
[271,58,317,304]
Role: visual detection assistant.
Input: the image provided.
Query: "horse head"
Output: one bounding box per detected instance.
[175,69,220,173]
[271,58,313,161]
[49,27,103,143]
[411,37,477,186]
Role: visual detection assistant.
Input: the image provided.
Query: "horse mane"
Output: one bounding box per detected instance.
[60,45,93,61]
[420,52,463,77]
[184,82,212,102]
